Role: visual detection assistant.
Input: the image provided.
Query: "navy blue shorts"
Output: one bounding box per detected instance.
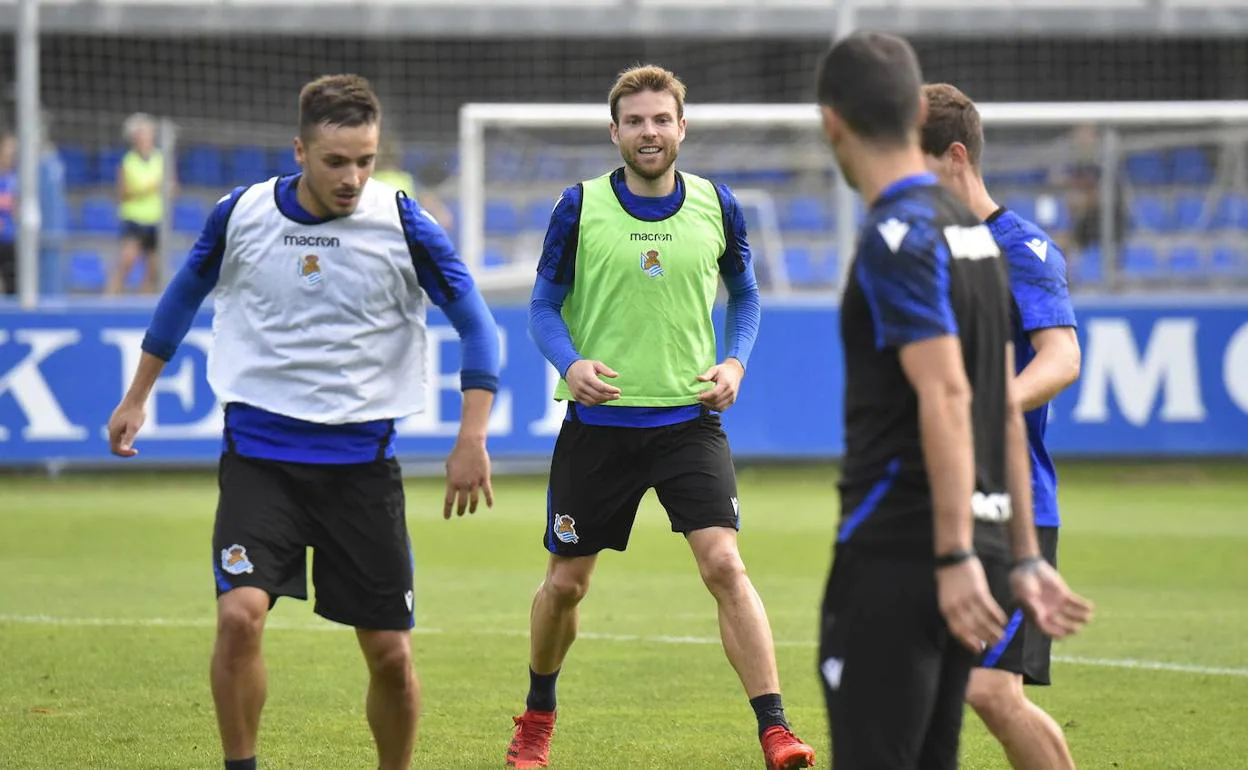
[120,220,158,252]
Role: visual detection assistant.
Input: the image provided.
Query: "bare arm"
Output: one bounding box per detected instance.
[1015,326,1081,412]
[899,335,975,556]
[1003,342,1042,562]
[107,352,168,456]
[458,389,493,446]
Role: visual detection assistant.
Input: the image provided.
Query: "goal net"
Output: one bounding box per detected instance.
[461,100,1248,298]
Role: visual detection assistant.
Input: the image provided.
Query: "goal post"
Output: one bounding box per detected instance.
[459,100,1248,295]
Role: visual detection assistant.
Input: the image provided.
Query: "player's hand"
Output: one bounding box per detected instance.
[935,556,1008,653]
[444,438,494,519]
[565,359,621,406]
[107,400,146,458]
[696,359,745,412]
[1010,558,1094,640]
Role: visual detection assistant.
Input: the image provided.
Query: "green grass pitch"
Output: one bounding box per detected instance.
[1,462,1246,769]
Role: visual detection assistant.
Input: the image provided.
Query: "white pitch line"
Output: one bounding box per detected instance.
[3,614,1247,679]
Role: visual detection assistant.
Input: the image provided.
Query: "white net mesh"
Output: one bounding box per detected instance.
[8,32,1246,296]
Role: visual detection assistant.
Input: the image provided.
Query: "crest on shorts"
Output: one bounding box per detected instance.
[298,254,323,286]
[220,544,254,575]
[553,514,579,545]
[640,249,664,278]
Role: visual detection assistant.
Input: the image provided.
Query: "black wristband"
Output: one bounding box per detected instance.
[934,548,975,569]
[1012,554,1044,572]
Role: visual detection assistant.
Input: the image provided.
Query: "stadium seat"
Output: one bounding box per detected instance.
[230,146,270,185]
[1211,244,1243,275]
[1121,243,1161,278]
[1130,194,1171,232]
[59,146,92,189]
[1072,245,1103,286]
[1168,243,1204,275]
[1123,151,1169,185]
[179,146,226,188]
[1171,147,1214,185]
[532,151,567,182]
[814,246,840,283]
[1212,193,1248,231]
[67,250,106,293]
[523,199,553,232]
[782,245,816,285]
[1003,194,1037,223]
[1173,192,1208,231]
[780,195,832,233]
[485,199,520,236]
[488,149,525,183]
[95,147,126,186]
[76,195,118,234]
[483,245,508,268]
[173,198,209,234]
[269,147,300,177]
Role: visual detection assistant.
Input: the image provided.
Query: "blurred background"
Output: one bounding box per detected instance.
[0,0,1246,466]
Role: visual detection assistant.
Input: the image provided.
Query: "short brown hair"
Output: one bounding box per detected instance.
[299,74,382,141]
[608,65,687,124]
[920,83,983,167]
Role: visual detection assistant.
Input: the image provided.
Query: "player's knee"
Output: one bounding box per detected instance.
[362,637,413,685]
[215,596,266,654]
[696,547,747,594]
[967,671,1026,724]
[543,569,591,607]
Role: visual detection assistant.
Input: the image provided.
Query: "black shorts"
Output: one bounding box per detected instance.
[0,241,14,295]
[120,220,159,253]
[212,452,414,631]
[544,407,739,557]
[819,545,998,770]
[979,526,1060,685]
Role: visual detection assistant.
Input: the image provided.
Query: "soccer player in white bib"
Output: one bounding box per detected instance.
[106,75,501,770]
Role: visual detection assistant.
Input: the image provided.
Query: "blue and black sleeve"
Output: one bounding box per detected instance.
[398,194,500,393]
[529,187,584,376]
[856,218,958,350]
[1005,235,1078,334]
[714,183,761,368]
[140,186,248,361]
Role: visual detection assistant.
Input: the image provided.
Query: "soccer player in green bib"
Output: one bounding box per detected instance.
[505,65,815,770]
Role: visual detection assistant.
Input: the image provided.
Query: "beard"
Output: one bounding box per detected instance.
[621,144,678,181]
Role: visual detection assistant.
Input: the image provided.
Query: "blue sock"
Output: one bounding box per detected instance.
[224,758,256,770]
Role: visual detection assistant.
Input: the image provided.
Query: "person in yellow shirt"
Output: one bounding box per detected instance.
[108,113,174,295]
[373,135,455,236]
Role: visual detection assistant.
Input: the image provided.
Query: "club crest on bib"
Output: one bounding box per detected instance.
[553,514,580,544]
[220,544,254,575]
[640,249,664,278]
[298,254,323,286]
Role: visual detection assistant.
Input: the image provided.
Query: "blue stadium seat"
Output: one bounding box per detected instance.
[1121,243,1161,278]
[1003,195,1037,223]
[269,147,300,177]
[1212,193,1248,231]
[483,245,508,268]
[59,146,92,189]
[1171,147,1214,185]
[1123,151,1169,185]
[815,246,840,283]
[1131,194,1172,232]
[1072,245,1103,285]
[1211,244,1242,275]
[173,198,209,234]
[95,147,126,186]
[532,151,567,182]
[523,199,553,232]
[67,250,106,292]
[488,149,525,183]
[783,246,816,285]
[1173,192,1208,231]
[780,196,832,233]
[230,146,270,185]
[76,196,118,234]
[484,199,520,236]
[1168,243,1203,275]
[178,146,226,188]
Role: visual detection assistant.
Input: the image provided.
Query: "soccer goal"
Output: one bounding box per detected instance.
[459,100,1248,296]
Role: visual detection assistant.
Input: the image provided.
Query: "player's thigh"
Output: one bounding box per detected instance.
[918,627,977,770]
[308,458,413,631]
[213,452,311,604]
[818,548,947,770]
[650,412,739,535]
[546,419,649,556]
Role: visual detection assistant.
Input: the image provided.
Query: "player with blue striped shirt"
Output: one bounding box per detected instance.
[106,75,500,770]
[921,82,1083,770]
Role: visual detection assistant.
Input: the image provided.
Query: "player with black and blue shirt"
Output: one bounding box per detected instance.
[107,75,500,770]
[812,32,1093,770]
[921,81,1083,770]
